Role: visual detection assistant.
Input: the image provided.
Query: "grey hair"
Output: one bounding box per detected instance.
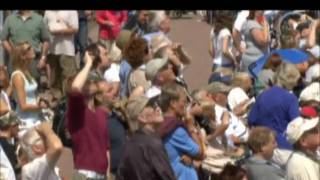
[149,11,167,30]
[20,129,44,161]
[274,63,300,90]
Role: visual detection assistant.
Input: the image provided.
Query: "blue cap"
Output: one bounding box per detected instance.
[249,49,309,78]
[208,72,233,85]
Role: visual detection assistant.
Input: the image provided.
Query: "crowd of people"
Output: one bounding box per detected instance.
[0,10,319,180]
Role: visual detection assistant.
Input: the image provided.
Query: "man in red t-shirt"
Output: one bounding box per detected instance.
[66,45,110,179]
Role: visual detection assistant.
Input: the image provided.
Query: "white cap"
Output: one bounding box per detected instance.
[299,82,320,102]
[286,117,319,144]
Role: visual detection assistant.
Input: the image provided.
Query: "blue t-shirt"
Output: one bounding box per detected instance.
[108,111,126,173]
[248,86,300,150]
[119,60,132,98]
[163,127,199,180]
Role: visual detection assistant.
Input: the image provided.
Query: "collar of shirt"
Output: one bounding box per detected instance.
[16,12,34,21]
[249,156,282,169]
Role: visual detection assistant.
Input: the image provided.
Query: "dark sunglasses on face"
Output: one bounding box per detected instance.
[144,46,149,54]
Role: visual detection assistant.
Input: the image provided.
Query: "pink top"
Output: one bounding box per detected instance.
[96,10,128,40]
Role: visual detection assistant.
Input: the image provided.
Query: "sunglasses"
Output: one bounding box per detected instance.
[144,46,150,54]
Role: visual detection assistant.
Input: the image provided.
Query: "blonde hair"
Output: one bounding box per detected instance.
[232,72,251,89]
[12,41,34,83]
[248,127,275,153]
[274,63,300,90]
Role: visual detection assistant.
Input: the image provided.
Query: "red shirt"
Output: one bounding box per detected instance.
[66,92,110,174]
[96,10,128,40]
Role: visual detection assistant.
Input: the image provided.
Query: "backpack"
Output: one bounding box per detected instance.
[52,97,72,148]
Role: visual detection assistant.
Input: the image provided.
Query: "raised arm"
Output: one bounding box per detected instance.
[307,19,319,48]
[35,122,63,168]
[251,19,270,47]
[71,52,93,92]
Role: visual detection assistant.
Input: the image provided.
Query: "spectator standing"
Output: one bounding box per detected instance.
[86,42,111,80]
[116,95,176,180]
[244,127,285,180]
[227,72,254,122]
[1,10,50,80]
[123,11,150,36]
[240,10,270,72]
[75,10,92,68]
[67,51,110,180]
[232,10,249,62]
[96,10,127,53]
[44,10,79,98]
[203,82,248,150]
[157,83,205,180]
[0,66,12,116]
[144,58,176,98]
[248,63,301,150]
[209,13,237,72]
[285,117,320,180]
[123,37,152,96]
[97,81,128,179]
[0,111,20,178]
[0,145,16,180]
[116,30,135,99]
[10,42,47,137]
[19,122,63,180]
[0,11,4,65]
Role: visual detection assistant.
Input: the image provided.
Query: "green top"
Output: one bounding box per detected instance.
[1,11,50,53]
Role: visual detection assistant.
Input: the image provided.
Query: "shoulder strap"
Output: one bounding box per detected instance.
[10,70,26,85]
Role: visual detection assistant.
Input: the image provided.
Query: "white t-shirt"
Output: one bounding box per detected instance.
[286,152,320,180]
[44,11,79,56]
[233,10,249,32]
[214,105,248,148]
[0,146,16,180]
[21,154,61,180]
[210,28,235,65]
[233,10,249,51]
[104,63,120,83]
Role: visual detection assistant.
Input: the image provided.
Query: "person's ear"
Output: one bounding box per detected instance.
[298,136,308,147]
[137,114,147,124]
[32,143,45,155]
[169,99,178,111]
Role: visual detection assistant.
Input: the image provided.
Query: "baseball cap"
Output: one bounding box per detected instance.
[150,33,171,54]
[208,72,233,85]
[145,58,169,81]
[299,82,320,102]
[116,30,132,51]
[0,111,20,128]
[300,106,318,118]
[126,95,150,121]
[204,82,232,94]
[286,116,319,144]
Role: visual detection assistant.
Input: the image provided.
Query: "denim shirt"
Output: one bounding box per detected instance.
[163,127,200,180]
